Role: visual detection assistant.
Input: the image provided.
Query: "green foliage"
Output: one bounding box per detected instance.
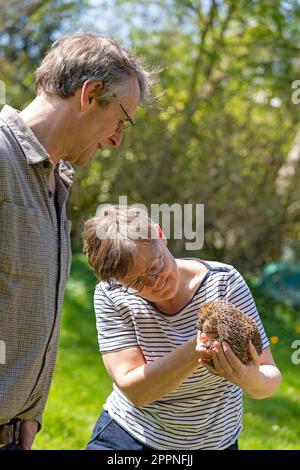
[33,255,300,449]
[0,0,86,107]
[33,255,112,450]
[241,276,300,448]
[68,0,300,273]
[1,0,300,271]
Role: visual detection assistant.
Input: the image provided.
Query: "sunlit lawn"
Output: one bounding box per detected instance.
[33,255,300,450]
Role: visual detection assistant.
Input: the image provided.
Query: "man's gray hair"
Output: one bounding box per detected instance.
[35,33,155,105]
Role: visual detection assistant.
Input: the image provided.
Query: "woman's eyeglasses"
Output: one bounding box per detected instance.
[123,255,166,295]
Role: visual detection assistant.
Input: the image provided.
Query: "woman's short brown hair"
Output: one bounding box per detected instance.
[82,205,157,282]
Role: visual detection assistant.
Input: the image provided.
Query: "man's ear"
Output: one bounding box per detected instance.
[154,223,167,245]
[80,80,103,112]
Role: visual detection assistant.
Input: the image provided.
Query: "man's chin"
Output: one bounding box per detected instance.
[77,159,89,168]
[77,151,98,167]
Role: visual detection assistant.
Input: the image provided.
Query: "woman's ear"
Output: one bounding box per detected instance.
[154,223,167,245]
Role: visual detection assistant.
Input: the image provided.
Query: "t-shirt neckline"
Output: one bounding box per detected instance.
[148,258,212,317]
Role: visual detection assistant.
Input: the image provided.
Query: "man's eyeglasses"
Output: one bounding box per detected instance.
[123,253,166,295]
[113,94,135,131]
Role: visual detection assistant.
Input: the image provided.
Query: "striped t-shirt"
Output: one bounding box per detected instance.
[94,259,269,450]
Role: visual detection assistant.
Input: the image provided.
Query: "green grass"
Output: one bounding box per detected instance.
[240,299,300,449]
[33,255,112,450]
[33,255,300,449]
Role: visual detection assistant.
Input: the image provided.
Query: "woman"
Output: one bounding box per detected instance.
[82,205,281,450]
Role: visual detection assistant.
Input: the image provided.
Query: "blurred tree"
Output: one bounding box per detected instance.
[0,0,86,107]
[70,0,300,273]
[0,0,88,250]
[1,0,300,273]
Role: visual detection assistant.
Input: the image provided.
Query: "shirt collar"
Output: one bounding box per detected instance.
[0,105,75,188]
[0,105,51,165]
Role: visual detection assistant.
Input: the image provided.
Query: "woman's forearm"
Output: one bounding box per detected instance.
[117,338,200,407]
[244,365,282,399]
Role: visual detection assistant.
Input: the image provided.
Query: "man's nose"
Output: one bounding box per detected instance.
[109,129,123,148]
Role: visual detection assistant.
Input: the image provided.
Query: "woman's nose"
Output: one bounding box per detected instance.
[145,274,164,289]
[145,275,159,287]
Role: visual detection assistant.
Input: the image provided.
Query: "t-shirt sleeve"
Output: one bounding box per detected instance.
[94,283,139,353]
[224,268,269,350]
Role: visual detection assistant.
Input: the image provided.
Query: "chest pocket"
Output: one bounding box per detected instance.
[0,201,54,278]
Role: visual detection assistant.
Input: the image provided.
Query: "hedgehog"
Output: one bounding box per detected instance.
[197,301,263,364]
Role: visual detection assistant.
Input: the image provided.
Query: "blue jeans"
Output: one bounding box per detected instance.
[0,443,20,451]
[86,410,153,450]
[86,410,238,450]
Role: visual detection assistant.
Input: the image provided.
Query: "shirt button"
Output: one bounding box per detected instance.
[43,160,51,169]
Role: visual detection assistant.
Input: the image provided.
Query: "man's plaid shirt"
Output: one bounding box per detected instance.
[0,105,74,427]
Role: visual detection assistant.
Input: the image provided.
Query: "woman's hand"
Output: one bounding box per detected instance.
[195,331,216,363]
[198,338,261,391]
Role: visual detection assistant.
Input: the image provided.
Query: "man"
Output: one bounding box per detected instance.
[0,33,152,450]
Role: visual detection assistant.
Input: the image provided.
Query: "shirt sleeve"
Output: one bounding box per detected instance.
[94,283,139,353]
[224,268,270,350]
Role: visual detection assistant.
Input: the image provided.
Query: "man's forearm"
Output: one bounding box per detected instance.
[117,338,200,407]
[245,365,282,399]
[20,420,39,450]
